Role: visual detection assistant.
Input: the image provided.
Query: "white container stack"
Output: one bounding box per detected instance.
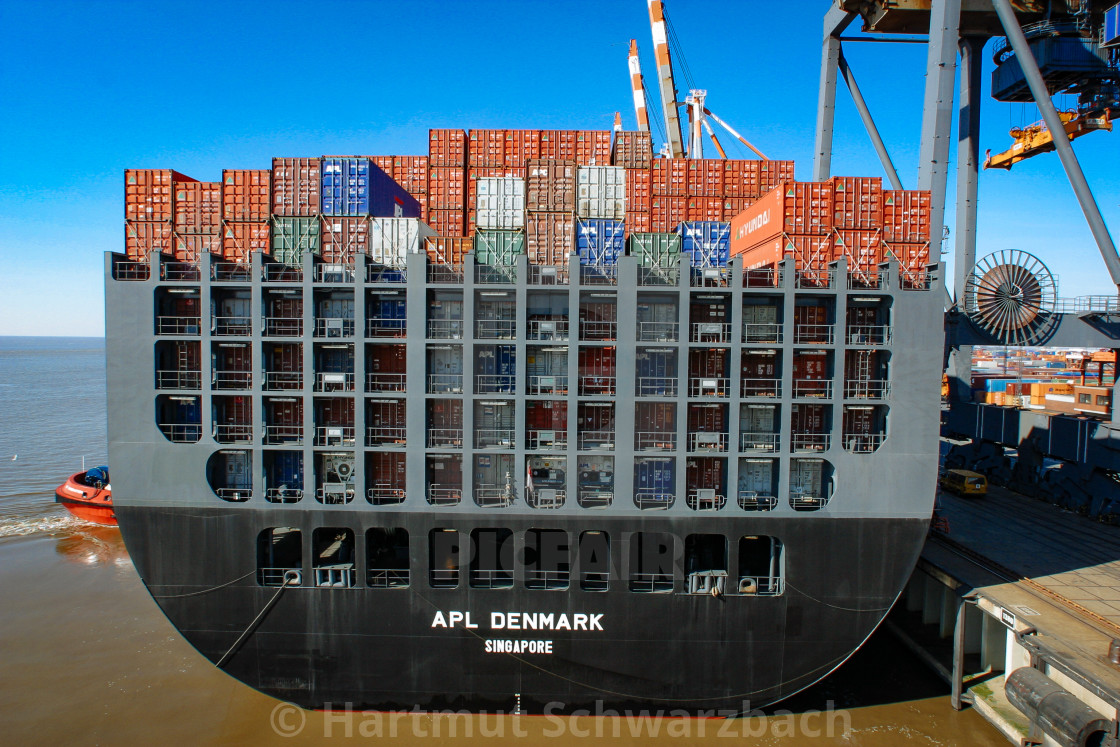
[475,177,526,230]
[577,166,626,220]
[368,217,437,268]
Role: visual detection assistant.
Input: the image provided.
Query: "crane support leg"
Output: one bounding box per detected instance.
[991,0,1120,289]
[838,48,904,190]
[917,0,961,260]
[813,7,855,181]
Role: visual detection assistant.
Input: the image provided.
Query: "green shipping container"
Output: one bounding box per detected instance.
[629,232,682,268]
[473,229,525,266]
[271,217,320,265]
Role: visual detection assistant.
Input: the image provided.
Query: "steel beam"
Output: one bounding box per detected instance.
[917,0,961,259]
[991,0,1120,289]
[837,48,904,190]
[812,7,856,181]
[954,36,984,307]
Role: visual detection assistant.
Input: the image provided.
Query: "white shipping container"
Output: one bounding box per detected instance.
[476,177,525,230]
[367,218,437,268]
[577,166,626,220]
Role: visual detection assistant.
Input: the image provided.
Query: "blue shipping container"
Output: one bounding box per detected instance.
[676,221,730,268]
[321,157,421,217]
[271,452,303,489]
[576,219,625,266]
[635,459,676,497]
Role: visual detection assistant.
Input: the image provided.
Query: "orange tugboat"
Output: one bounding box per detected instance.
[55,467,115,526]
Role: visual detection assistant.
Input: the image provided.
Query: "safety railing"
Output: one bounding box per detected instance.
[314,426,355,446]
[212,262,252,281]
[738,492,778,511]
[578,376,616,396]
[314,318,355,338]
[215,487,252,502]
[579,320,617,341]
[628,571,673,591]
[525,569,569,590]
[156,370,201,390]
[366,372,407,392]
[526,488,566,509]
[474,429,515,449]
[314,372,355,392]
[265,487,303,503]
[155,316,201,335]
[792,379,833,398]
[212,370,252,389]
[686,491,726,511]
[162,262,201,281]
[262,264,303,283]
[737,575,783,595]
[159,423,201,442]
[527,319,569,340]
[687,378,730,397]
[263,425,303,444]
[475,319,516,339]
[428,568,460,588]
[843,379,890,399]
[262,371,303,390]
[739,432,779,452]
[315,484,355,504]
[742,322,782,343]
[744,268,782,288]
[690,267,730,287]
[690,322,731,342]
[578,490,613,509]
[314,264,355,283]
[741,378,781,397]
[527,264,568,285]
[473,486,515,508]
[427,374,463,394]
[475,264,516,284]
[426,428,463,448]
[366,484,406,505]
[427,486,462,506]
[475,374,516,393]
[841,432,886,453]
[846,325,891,345]
[789,490,830,511]
[637,266,680,286]
[793,324,834,344]
[688,432,728,452]
[427,264,464,284]
[791,433,830,452]
[366,426,406,447]
[636,321,678,342]
[526,374,568,395]
[367,568,409,588]
[427,319,464,339]
[526,430,568,450]
[213,316,251,336]
[264,317,303,336]
[580,265,617,285]
[366,265,406,284]
[213,424,252,443]
[634,432,676,450]
[468,568,514,588]
[577,430,615,450]
[635,377,677,397]
[367,317,407,338]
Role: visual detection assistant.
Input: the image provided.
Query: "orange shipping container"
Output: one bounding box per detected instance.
[737,234,834,275]
[221,221,269,262]
[651,195,687,232]
[126,169,192,222]
[468,129,505,167]
[626,167,652,213]
[427,209,465,238]
[428,129,466,167]
[882,190,931,243]
[428,166,467,211]
[627,211,652,235]
[125,220,173,261]
[883,240,931,275]
[723,160,759,198]
[319,216,368,264]
[372,156,396,176]
[173,233,220,264]
[611,131,653,169]
[759,161,796,194]
[686,197,724,222]
[575,131,612,166]
[835,229,884,277]
[686,159,724,197]
[730,182,833,255]
[426,236,471,268]
[174,181,221,234]
[652,158,688,196]
[393,156,428,194]
[525,211,575,267]
[829,176,883,230]
[526,159,576,213]
[272,157,320,216]
[222,170,270,222]
[722,197,756,220]
[504,130,541,168]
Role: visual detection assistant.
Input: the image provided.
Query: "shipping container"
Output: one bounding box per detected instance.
[791,404,829,434]
[687,403,728,434]
[525,160,576,212]
[650,195,687,232]
[220,221,269,263]
[829,176,883,230]
[392,155,429,194]
[468,129,506,167]
[884,240,932,277]
[625,167,652,214]
[504,130,541,168]
[426,209,466,238]
[686,457,727,494]
[635,400,676,435]
[738,458,776,497]
[629,232,681,268]
[538,131,567,161]
[759,160,796,193]
[792,352,831,398]
[882,190,931,242]
[741,404,778,435]
[429,129,467,167]
[835,229,884,278]
[722,197,757,221]
[172,234,220,264]
[576,218,625,266]
[577,401,615,434]
[741,350,780,380]
[474,229,525,266]
[270,217,320,265]
[425,236,470,268]
[790,458,827,498]
[368,217,436,268]
[652,158,688,196]
[222,170,270,222]
[427,455,463,492]
[688,348,730,380]
[272,157,321,217]
[686,160,724,197]
[686,197,725,222]
[174,181,221,234]
[126,169,191,222]
[524,212,575,267]
[677,221,730,268]
[428,166,467,210]
[578,347,616,395]
[368,451,406,492]
[526,400,568,431]
[723,160,759,199]
[264,397,302,428]
[611,131,653,169]
[730,182,833,255]
[428,399,464,429]
[627,212,652,234]
[475,177,526,230]
[569,130,609,166]
[320,216,369,264]
[577,166,626,220]
[372,156,396,176]
[635,348,677,395]
[736,233,834,276]
[320,157,421,217]
[634,459,676,502]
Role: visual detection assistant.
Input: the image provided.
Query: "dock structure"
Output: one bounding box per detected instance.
[893,484,1120,746]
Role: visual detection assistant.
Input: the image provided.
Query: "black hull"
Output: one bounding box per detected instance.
[120,505,927,713]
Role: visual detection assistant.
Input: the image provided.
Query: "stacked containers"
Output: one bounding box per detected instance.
[475,177,525,230]
[221,169,271,263]
[677,221,730,268]
[611,131,653,169]
[829,176,883,280]
[882,189,932,280]
[125,169,187,262]
[427,130,468,241]
[625,166,652,234]
[629,232,682,268]
[272,157,321,266]
[504,131,541,168]
[425,236,471,268]
[525,159,577,273]
[576,218,625,272]
[729,182,835,282]
[172,180,221,263]
[577,166,626,221]
[319,157,420,265]
[369,218,437,269]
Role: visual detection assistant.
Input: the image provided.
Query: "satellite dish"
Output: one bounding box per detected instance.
[964,249,1057,345]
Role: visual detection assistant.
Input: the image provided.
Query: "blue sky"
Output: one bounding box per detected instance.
[1,0,1117,336]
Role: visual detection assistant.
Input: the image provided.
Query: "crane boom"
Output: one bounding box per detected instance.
[647,0,685,157]
[702,118,728,159]
[702,107,769,160]
[627,40,651,133]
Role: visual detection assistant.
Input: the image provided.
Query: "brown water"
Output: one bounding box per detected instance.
[0,338,1008,745]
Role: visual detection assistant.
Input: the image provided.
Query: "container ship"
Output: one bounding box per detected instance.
[105,127,944,712]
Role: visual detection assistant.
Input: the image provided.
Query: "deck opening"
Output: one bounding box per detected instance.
[525,529,569,590]
[366,528,409,588]
[686,534,727,594]
[738,536,784,596]
[469,528,514,589]
[257,527,302,587]
[312,527,355,588]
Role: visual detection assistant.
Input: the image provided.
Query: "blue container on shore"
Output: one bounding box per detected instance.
[321,157,421,217]
[677,221,730,268]
[576,218,625,266]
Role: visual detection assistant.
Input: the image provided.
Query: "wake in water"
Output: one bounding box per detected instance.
[0,513,87,538]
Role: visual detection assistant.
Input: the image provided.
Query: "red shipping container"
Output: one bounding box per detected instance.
[372,156,396,177]
[575,131,612,166]
[578,347,616,384]
[526,400,567,431]
[174,181,221,234]
[686,457,726,494]
[221,221,269,262]
[687,404,727,433]
[504,130,541,168]
[538,131,562,160]
[367,344,407,375]
[686,159,724,197]
[835,229,885,277]
[722,197,756,221]
[791,403,828,432]
[393,156,428,194]
[427,209,465,238]
[415,192,428,221]
[172,233,220,263]
[741,350,779,379]
[829,176,883,230]
[729,182,833,255]
[125,169,192,222]
[884,240,932,276]
[737,234,834,276]
[319,216,369,263]
[626,167,652,213]
[125,220,173,261]
[651,195,688,232]
[652,158,688,196]
[526,160,576,212]
[426,236,471,268]
[468,129,505,167]
[272,157,320,216]
[686,197,724,222]
[429,399,464,429]
[844,407,876,435]
[525,211,575,267]
[429,129,467,167]
[611,131,653,169]
[759,161,796,194]
[882,190,932,243]
[222,169,271,222]
[723,160,759,198]
[688,348,729,379]
[428,166,467,210]
[635,402,674,432]
[627,211,652,235]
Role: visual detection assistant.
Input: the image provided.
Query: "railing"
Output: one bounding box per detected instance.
[790,490,830,511]
[846,325,891,345]
[263,425,303,444]
[475,264,516,284]
[795,269,834,289]
[159,423,201,442]
[366,426,405,446]
[156,370,201,390]
[366,372,407,392]
[427,486,462,506]
[688,378,730,397]
[526,488,565,509]
[792,379,832,398]
[315,484,355,504]
[475,429,515,449]
[474,486,515,507]
[741,378,781,397]
[314,318,355,338]
[427,319,464,339]
[739,432,779,452]
[213,370,252,389]
[744,268,781,288]
[213,316,251,336]
[212,262,252,281]
[686,491,726,511]
[842,432,886,453]
[314,263,355,283]
[899,269,935,290]
[155,315,201,335]
[427,264,464,284]
[426,428,463,448]
[258,567,300,586]
[367,265,406,283]
[577,430,615,450]
[738,492,778,511]
[526,430,567,450]
[468,568,514,588]
[635,431,676,450]
[527,319,569,340]
[580,265,617,285]
[628,572,673,591]
[637,266,680,286]
[527,374,568,395]
[314,372,355,392]
[213,424,252,443]
[793,324,834,344]
[742,322,782,343]
[215,487,252,502]
[525,570,569,590]
[475,374,516,393]
[690,322,731,342]
[162,262,201,281]
[578,377,616,395]
[737,575,783,595]
[580,571,610,591]
[636,321,679,342]
[690,267,730,287]
[635,377,677,397]
[844,379,890,399]
[578,489,613,509]
[314,566,356,588]
[264,317,303,336]
[367,317,406,338]
[262,264,303,282]
[791,433,830,452]
[427,374,463,393]
[429,569,460,588]
[262,371,303,390]
[367,485,406,505]
[265,487,303,503]
[314,426,355,446]
[688,432,728,452]
[1053,295,1120,315]
[847,272,885,290]
[579,320,617,341]
[112,260,151,281]
[367,568,409,588]
[527,264,568,285]
[475,319,516,338]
